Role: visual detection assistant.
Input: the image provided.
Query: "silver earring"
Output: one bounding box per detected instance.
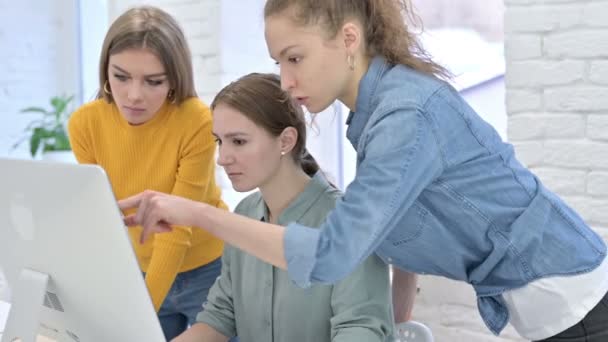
[280,151,286,156]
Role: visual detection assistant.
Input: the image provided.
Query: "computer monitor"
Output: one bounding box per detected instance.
[0,158,165,342]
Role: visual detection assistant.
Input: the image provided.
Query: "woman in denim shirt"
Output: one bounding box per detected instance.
[120,1,608,340]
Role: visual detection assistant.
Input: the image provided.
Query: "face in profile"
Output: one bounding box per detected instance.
[213,103,284,192]
[107,48,171,125]
[265,13,353,114]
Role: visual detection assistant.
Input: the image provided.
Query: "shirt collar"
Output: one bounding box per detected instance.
[345,56,390,149]
[253,172,332,225]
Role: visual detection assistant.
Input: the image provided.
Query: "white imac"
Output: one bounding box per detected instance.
[0,158,165,342]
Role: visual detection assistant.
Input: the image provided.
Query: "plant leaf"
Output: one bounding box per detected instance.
[50,96,62,108]
[54,100,67,116]
[39,127,55,138]
[51,95,73,111]
[30,131,42,157]
[53,129,71,150]
[63,95,75,106]
[54,95,74,123]
[20,107,48,115]
[16,94,75,155]
[23,119,45,131]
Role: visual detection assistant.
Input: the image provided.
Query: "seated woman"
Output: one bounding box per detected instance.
[172,73,393,342]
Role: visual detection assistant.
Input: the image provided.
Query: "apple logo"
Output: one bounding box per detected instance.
[9,193,36,241]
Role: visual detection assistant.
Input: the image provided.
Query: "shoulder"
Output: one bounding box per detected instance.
[71,99,111,120]
[175,97,212,125]
[69,99,111,130]
[312,183,342,214]
[374,64,451,114]
[299,176,342,227]
[367,65,468,141]
[167,98,215,141]
[179,97,211,113]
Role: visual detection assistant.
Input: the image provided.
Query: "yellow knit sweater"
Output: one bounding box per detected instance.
[68,98,225,311]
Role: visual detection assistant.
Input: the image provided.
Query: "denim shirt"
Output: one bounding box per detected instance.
[284,56,607,335]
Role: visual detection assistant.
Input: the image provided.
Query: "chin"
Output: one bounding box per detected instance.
[123,115,149,126]
[306,100,333,114]
[231,183,256,193]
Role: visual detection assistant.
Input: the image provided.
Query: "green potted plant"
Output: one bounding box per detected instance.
[12,95,76,162]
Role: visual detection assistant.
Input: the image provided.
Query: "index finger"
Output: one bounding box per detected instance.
[118,192,144,211]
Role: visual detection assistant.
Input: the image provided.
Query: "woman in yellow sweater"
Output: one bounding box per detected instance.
[67,6,225,340]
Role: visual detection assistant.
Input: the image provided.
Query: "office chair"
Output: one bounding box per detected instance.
[394,320,434,342]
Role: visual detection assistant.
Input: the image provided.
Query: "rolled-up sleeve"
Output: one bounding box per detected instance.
[285,106,444,287]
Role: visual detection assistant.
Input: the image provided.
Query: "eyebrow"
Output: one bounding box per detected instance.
[111,64,167,78]
[212,132,249,139]
[275,45,299,59]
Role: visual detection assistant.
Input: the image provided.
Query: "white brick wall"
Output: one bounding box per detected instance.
[0,0,79,159]
[108,0,221,104]
[505,0,608,242]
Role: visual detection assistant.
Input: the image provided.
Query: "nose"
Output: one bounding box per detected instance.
[280,69,296,92]
[216,145,233,167]
[127,82,144,102]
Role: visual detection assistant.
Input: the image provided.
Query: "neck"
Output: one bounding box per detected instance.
[259,161,311,224]
[339,54,371,112]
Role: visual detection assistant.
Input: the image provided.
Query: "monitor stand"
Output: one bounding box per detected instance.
[2,268,49,342]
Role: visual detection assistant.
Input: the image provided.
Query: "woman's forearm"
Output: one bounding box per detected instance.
[120,191,288,270]
[392,267,418,322]
[171,323,228,342]
[196,203,288,269]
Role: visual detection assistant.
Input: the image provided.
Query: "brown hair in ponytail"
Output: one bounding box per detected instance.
[264,0,450,79]
[300,149,320,178]
[211,73,320,177]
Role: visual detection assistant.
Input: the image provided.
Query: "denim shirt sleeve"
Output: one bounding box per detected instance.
[285,106,444,287]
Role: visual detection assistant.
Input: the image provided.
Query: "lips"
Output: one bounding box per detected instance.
[294,97,309,106]
[123,105,146,115]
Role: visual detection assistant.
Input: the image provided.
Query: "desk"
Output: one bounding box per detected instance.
[0,300,55,342]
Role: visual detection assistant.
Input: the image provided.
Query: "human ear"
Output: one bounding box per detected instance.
[341,21,363,55]
[279,127,298,155]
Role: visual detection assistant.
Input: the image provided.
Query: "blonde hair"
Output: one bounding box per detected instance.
[97,6,197,104]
